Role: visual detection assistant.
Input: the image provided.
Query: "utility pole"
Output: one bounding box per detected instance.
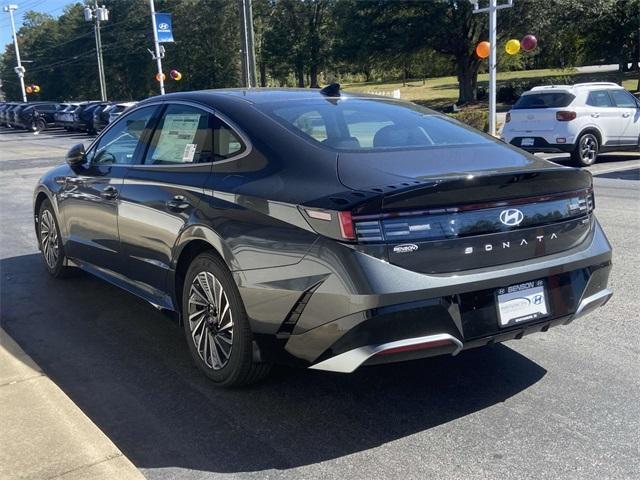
[239,0,257,88]
[3,4,27,102]
[470,0,513,137]
[149,0,165,95]
[84,2,109,101]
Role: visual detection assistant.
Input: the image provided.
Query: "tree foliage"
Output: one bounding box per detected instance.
[1,0,637,103]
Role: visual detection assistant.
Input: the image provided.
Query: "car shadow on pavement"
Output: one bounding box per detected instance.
[595,167,639,180]
[1,253,547,474]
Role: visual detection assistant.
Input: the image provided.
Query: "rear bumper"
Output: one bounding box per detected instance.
[507,137,575,153]
[242,217,613,370]
[309,286,612,373]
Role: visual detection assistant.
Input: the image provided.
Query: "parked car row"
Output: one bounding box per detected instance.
[0,100,138,134]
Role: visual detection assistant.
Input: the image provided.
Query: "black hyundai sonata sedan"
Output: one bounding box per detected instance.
[33,87,613,386]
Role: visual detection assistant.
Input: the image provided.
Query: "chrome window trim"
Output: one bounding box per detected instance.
[86,99,253,169]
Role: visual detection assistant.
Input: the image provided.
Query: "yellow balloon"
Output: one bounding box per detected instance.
[505,39,521,55]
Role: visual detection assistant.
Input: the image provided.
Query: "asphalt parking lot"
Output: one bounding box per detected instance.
[1,128,639,480]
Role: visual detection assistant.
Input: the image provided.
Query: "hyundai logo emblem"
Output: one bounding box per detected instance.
[499,208,524,226]
[158,22,170,30]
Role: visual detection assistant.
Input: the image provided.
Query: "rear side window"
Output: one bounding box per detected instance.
[262,99,491,151]
[513,92,575,109]
[610,90,638,108]
[213,117,246,160]
[586,91,613,107]
[145,105,212,165]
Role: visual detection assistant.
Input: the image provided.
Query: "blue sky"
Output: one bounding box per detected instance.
[1,0,72,50]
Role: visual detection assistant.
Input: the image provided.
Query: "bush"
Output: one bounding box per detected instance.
[448,111,488,132]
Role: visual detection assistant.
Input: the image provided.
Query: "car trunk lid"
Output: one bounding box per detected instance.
[337,145,593,273]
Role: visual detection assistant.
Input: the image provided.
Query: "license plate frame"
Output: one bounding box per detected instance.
[520,137,535,147]
[496,280,549,328]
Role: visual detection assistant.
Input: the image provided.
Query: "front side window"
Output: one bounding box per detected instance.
[145,105,212,165]
[586,91,613,107]
[610,90,638,108]
[91,106,157,165]
[261,99,492,151]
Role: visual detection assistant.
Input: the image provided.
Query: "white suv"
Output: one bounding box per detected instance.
[501,82,640,166]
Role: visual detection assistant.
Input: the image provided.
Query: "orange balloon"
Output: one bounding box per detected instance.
[155,72,166,82]
[476,41,490,59]
[25,86,33,94]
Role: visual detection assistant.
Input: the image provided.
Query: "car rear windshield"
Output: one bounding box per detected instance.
[257,98,492,151]
[513,92,575,109]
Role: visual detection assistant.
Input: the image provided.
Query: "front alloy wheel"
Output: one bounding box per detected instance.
[39,210,60,270]
[38,200,71,277]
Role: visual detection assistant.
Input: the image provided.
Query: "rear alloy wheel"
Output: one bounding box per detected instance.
[38,200,72,278]
[182,252,271,386]
[571,133,599,167]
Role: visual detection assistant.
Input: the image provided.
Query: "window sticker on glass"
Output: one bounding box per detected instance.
[152,114,201,163]
[182,143,197,162]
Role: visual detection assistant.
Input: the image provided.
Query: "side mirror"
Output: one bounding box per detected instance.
[66,143,86,166]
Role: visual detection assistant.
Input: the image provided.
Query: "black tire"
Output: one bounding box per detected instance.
[34,118,46,132]
[38,200,72,278]
[571,133,599,167]
[182,252,271,387]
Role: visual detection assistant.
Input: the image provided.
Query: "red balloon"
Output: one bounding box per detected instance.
[521,34,538,52]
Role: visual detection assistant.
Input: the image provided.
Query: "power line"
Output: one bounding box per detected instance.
[20,37,144,76]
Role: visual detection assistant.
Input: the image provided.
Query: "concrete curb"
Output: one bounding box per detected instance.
[0,328,145,480]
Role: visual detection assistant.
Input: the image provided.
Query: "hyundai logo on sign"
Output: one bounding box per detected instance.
[154,13,174,43]
[499,208,524,227]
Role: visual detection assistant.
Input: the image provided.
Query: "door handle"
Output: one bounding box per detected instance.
[591,113,600,118]
[101,186,118,200]
[622,112,631,118]
[166,195,191,211]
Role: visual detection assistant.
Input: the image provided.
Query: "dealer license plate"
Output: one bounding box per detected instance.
[520,137,535,147]
[496,280,548,328]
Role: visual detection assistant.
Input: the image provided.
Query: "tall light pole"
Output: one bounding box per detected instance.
[84,2,109,101]
[149,0,165,95]
[3,4,27,102]
[470,0,513,137]
[239,0,256,88]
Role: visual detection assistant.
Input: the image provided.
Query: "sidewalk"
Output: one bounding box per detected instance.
[0,328,145,480]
